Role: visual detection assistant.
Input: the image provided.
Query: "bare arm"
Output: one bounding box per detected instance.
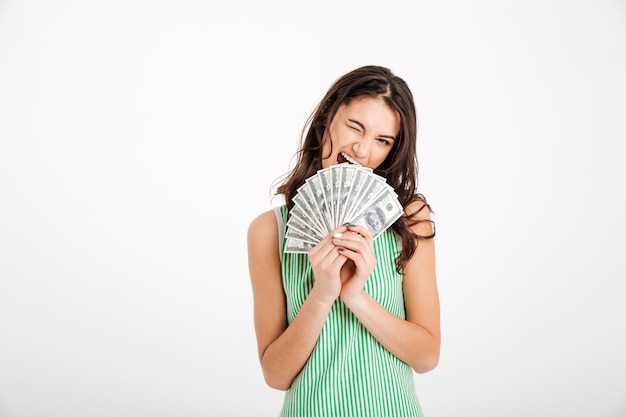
[247,210,349,390]
[337,202,440,373]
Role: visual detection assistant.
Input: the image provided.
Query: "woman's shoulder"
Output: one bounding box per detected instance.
[248,205,288,246]
[248,208,279,238]
[248,208,283,273]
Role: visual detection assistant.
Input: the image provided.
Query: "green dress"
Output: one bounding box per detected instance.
[275,206,424,417]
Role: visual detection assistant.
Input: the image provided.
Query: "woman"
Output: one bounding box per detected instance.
[248,65,439,417]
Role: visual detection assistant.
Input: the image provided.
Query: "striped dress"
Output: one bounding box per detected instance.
[274,206,424,417]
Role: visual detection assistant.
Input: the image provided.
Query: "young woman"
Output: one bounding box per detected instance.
[248,65,439,417]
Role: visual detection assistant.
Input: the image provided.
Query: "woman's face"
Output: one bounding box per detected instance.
[321,96,400,169]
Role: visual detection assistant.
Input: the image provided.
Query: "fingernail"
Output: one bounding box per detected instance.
[333,233,343,238]
[337,247,345,252]
[348,223,356,228]
[333,239,341,244]
[342,222,350,226]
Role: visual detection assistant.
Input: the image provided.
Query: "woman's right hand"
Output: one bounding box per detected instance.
[307,225,350,303]
[249,211,345,390]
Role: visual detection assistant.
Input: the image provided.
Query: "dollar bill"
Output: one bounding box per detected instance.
[285,237,316,253]
[286,209,324,240]
[317,167,335,228]
[335,163,358,224]
[291,192,327,238]
[352,189,403,237]
[344,174,387,222]
[331,164,343,227]
[305,174,332,232]
[284,163,403,253]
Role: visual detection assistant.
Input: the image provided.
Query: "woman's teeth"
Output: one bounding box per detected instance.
[340,152,361,166]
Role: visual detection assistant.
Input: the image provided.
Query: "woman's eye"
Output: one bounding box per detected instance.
[377,138,391,146]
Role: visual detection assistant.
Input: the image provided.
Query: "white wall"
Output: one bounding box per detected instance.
[1,1,625,416]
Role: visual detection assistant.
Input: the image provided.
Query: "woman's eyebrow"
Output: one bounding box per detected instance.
[347,118,396,141]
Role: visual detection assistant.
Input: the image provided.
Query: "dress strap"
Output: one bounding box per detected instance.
[273,205,286,264]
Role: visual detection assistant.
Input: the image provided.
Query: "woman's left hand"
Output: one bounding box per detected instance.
[332,224,377,302]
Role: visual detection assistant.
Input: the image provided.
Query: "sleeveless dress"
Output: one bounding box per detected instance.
[274,206,424,417]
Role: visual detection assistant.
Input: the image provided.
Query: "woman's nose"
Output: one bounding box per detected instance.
[352,134,372,158]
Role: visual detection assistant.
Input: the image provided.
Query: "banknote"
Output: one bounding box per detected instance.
[351,189,403,237]
[285,210,324,242]
[284,163,402,253]
[305,174,332,232]
[292,192,326,238]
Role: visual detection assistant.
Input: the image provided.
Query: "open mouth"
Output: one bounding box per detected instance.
[337,152,361,166]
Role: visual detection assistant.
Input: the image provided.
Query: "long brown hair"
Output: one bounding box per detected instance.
[276,65,434,272]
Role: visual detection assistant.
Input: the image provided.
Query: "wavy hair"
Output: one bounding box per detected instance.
[276,65,434,272]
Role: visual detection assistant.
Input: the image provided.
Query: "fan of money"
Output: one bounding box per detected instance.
[284,163,403,253]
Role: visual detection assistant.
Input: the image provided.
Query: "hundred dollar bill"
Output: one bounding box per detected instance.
[330,164,343,227]
[305,174,332,233]
[291,194,327,238]
[284,236,316,253]
[334,163,358,225]
[344,174,388,222]
[286,211,324,241]
[286,163,402,252]
[317,167,335,228]
[352,189,403,237]
[339,168,369,222]
[294,184,327,235]
[285,226,319,245]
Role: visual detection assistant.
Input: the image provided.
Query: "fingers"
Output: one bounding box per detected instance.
[309,224,373,269]
[310,225,348,255]
[332,224,376,271]
[309,225,351,269]
[332,224,373,249]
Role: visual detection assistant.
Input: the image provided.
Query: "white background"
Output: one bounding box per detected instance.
[1,1,625,416]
